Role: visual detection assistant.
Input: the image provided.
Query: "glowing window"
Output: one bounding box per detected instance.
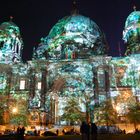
[0,76,6,90]
[37,82,41,90]
[20,80,25,90]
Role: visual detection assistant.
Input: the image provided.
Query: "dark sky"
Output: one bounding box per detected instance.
[0,0,140,61]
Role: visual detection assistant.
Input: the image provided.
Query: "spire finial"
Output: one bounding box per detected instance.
[73,0,76,5]
[10,16,13,21]
[118,42,122,57]
[71,0,79,15]
[133,5,136,11]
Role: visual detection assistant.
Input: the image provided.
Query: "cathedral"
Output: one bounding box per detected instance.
[0,7,140,126]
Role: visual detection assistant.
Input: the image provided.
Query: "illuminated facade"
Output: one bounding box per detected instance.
[0,9,140,126]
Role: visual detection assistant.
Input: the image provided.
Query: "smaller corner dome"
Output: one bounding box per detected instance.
[0,21,18,29]
[0,21,20,34]
[123,9,140,55]
[0,20,23,64]
[125,11,140,28]
[0,21,17,28]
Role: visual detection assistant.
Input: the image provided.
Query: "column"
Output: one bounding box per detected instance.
[93,67,99,105]
[104,66,110,99]
[41,69,47,109]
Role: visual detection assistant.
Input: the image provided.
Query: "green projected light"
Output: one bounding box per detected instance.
[34,14,108,59]
[0,21,23,63]
[123,10,140,55]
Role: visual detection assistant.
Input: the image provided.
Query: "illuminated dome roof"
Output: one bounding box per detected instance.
[0,21,18,30]
[123,9,140,55]
[34,14,108,60]
[0,20,23,63]
[125,11,140,28]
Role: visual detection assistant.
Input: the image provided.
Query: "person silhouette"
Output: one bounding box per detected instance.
[85,123,90,140]
[20,126,25,140]
[91,123,97,140]
[16,126,21,140]
[56,129,59,135]
[80,121,87,140]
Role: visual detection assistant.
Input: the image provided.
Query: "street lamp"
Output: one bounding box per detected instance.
[116,105,121,114]
[12,107,18,114]
[11,107,18,130]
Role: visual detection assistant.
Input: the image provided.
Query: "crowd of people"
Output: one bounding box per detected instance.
[80,121,97,140]
[14,122,140,140]
[16,126,25,140]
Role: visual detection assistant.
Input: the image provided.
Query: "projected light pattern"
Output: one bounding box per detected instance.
[47,60,93,96]
[0,75,6,90]
[123,11,140,55]
[0,9,140,125]
[110,55,140,89]
[0,21,23,63]
[33,15,108,59]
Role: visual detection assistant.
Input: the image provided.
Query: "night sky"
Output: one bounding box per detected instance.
[0,0,140,61]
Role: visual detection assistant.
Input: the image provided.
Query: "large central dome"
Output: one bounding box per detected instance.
[34,14,108,60]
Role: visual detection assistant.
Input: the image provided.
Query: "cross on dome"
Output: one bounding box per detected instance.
[133,5,136,11]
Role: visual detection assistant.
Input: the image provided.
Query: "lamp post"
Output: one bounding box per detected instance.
[12,107,18,130]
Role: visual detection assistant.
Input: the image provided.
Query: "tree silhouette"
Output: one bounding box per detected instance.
[95,99,118,130]
[126,103,140,131]
[61,97,84,125]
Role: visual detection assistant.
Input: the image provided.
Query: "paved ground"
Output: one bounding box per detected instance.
[1,134,140,140]
[25,134,140,140]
